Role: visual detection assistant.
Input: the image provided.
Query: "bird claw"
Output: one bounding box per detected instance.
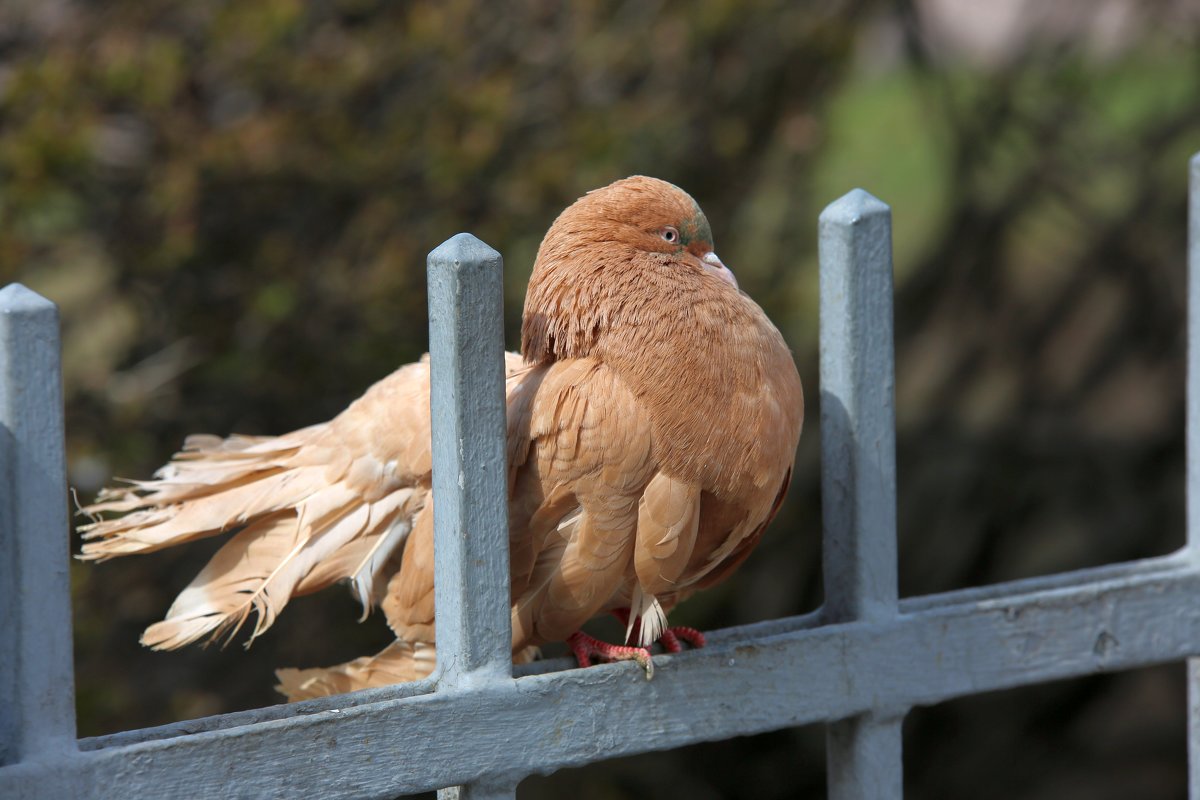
[567,630,655,679]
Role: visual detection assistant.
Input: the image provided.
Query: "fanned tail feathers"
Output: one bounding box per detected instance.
[78,425,424,651]
[78,432,319,558]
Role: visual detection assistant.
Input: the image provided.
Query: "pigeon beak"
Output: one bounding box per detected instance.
[703,251,738,289]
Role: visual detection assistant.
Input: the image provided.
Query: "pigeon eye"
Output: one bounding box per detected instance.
[660,226,680,244]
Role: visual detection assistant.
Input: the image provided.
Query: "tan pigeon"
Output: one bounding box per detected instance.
[80,176,804,700]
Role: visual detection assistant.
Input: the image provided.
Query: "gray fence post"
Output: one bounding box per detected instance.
[427,234,518,800]
[0,284,77,766]
[819,190,904,799]
[1187,152,1200,800]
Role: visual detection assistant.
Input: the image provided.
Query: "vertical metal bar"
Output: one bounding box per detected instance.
[819,190,904,799]
[427,233,513,687]
[0,284,77,765]
[1186,152,1200,799]
[819,189,899,622]
[1191,659,1200,800]
[827,717,905,798]
[428,235,517,800]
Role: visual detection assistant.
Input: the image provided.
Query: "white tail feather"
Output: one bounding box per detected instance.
[627,585,668,648]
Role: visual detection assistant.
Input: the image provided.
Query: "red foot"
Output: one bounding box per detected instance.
[564,608,709,678]
[567,630,655,679]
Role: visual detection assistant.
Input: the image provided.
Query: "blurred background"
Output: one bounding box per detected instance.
[2,0,1198,796]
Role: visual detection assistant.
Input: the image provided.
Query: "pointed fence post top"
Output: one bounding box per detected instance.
[0,283,57,317]
[427,233,503,273]
[819,188,890,228]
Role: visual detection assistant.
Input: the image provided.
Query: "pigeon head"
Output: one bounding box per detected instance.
[521,176,738,364]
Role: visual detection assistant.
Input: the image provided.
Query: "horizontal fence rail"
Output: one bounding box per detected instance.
[3,555,1200,797]
[2,154,1199,798]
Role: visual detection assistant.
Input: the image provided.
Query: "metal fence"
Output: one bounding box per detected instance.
[2,156,1200,798]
